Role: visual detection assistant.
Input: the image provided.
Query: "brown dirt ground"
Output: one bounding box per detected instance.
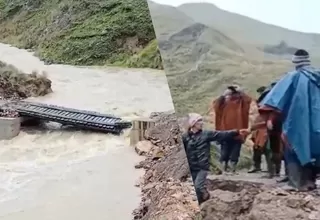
[202,179,320,220]
[133,112,200,220]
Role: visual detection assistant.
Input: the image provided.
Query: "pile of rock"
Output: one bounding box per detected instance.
[0,109,19,118]
[133,112,200,220]
[0,61,52,100]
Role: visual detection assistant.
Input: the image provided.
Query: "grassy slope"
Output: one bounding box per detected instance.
[116,39,163,69]
[150,2,295,116]
[0,0,161,68]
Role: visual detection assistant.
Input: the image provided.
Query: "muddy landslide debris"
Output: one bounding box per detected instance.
[133,112,200,220]
[0,61,52,101]
[201,179,320,220]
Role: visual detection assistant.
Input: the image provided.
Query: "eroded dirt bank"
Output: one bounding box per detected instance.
[202,179,320,220]
[132,112,320,220]
[0,60,52,100]
[132,112,200,220]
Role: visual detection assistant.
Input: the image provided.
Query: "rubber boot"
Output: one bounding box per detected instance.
[248,166,261,173]
[248,148,262,173]
[277,176,289,183]
[275,161,281,177]
[312,166,320,182]
[196,188,210,205]
[285,162,303,191]
[301,166,316,191]
[262,165,275,179]
[230,162,237,174]
[219,162,228,174]
[219,162,224,174]
[277,160,289,182]
[277,160,289,183]
[262,154,275,179]
[195,188,204,205]
[248,162,261,173]
[224,162,229,172]
[202,188,210,203]
[285,161,289,176]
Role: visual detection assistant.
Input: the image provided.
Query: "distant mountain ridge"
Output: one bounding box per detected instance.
[177,2,320,57]
[147,1,194,40]
[148,0,318,114]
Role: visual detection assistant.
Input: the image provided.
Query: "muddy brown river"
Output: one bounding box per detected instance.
[0,43,174,219]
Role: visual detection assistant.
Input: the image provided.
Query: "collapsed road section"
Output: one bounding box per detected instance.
[0,101,132,135]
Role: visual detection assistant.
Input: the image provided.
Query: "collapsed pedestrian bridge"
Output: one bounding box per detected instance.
[0,101,132,135]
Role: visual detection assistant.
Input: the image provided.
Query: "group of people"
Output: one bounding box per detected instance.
[183,49,320,205]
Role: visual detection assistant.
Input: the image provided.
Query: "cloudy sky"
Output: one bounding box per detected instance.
[151,0,319,33]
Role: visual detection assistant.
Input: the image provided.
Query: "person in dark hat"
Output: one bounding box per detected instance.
[248,86,271,174]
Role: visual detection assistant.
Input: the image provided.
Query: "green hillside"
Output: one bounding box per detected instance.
[0,0,161,68]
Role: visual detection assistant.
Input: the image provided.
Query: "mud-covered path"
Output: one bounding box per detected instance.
[203,167,320,220]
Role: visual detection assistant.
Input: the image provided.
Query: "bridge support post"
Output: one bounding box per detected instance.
[0,117,21,140]
[130,118,155,146]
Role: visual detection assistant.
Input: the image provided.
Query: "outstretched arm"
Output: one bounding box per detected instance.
[206,130,239,143]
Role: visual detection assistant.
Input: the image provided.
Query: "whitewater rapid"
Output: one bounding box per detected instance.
[0,43,174,219]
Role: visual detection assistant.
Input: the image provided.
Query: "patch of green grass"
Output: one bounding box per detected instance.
[0,0,161,68]
[165,56,290,116]
[121,39,163,69]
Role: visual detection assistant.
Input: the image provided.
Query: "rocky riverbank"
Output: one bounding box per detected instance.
[0,61,52,100]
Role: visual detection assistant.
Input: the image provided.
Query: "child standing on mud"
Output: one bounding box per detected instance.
[182,113,250,204]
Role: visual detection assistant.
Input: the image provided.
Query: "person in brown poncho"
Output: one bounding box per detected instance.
[249,113,268,173]
[210,85,252,173]
[248,85,284,178]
